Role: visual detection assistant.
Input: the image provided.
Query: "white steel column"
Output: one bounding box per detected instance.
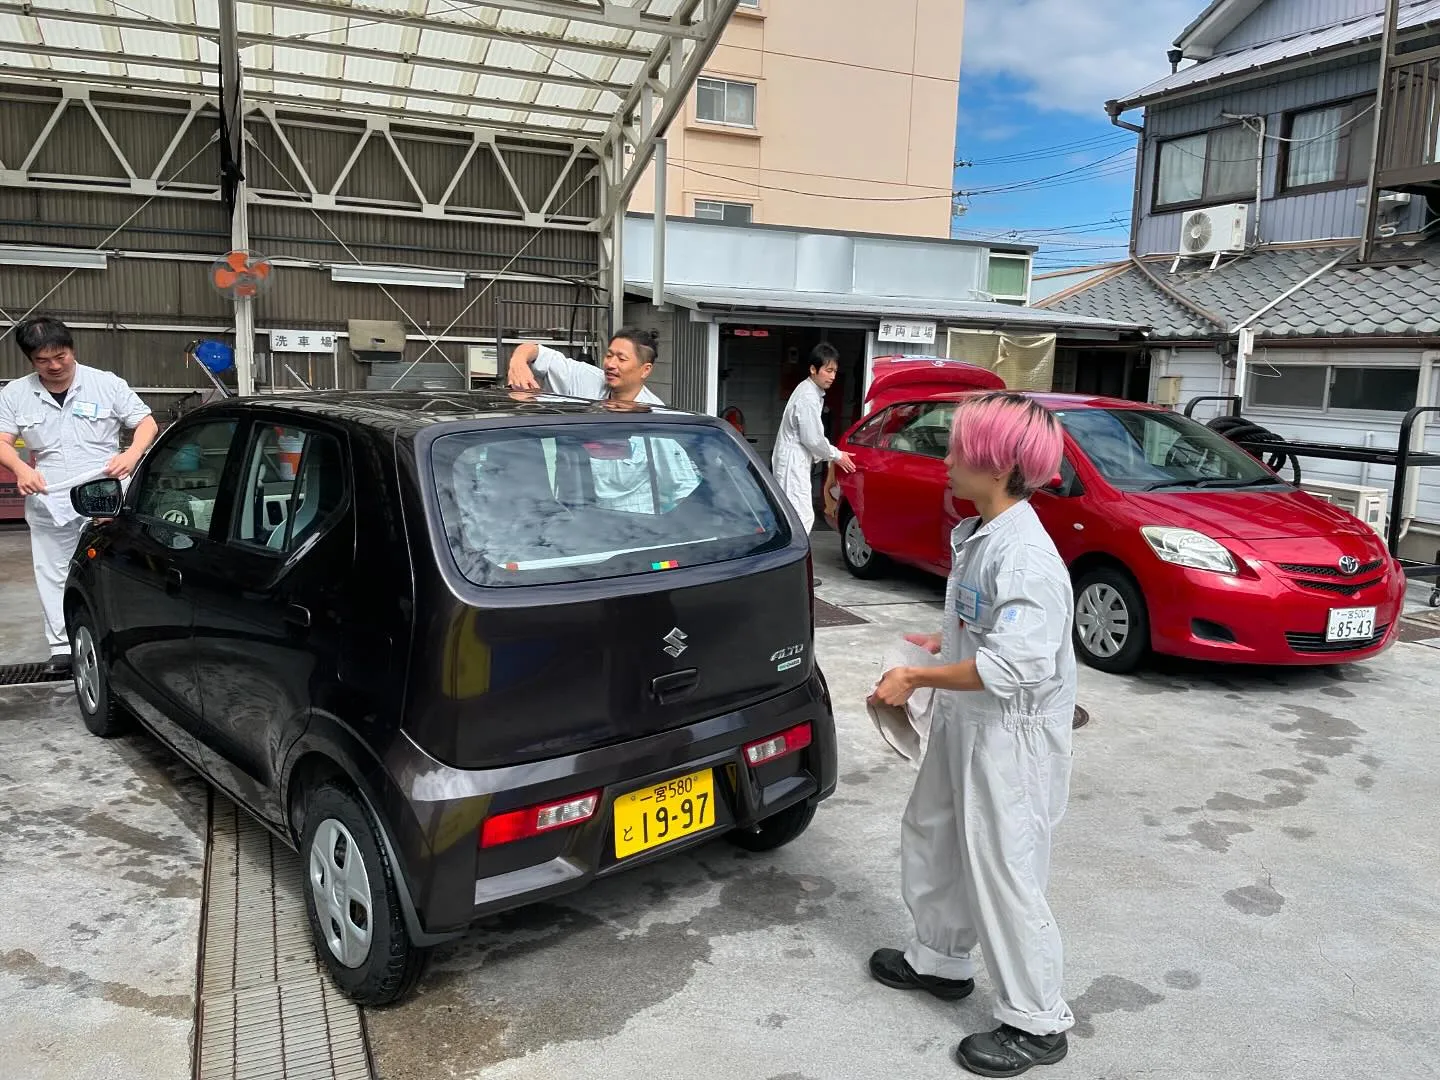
[705,320,720,415]
[862,330,879,400]
[219,0,254,395]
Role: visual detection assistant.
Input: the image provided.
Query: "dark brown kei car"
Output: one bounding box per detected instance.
[63,390,838,1004]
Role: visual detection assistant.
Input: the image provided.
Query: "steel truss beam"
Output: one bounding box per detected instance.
[0,79,602,229]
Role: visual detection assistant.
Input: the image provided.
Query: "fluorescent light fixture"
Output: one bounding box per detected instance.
[330,265,465,289]
[0,245,108,271]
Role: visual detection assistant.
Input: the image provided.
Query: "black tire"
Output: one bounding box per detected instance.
[728,800,817,852]
[69,607,131,738]
[1205,415,1251,435]
[839,507,885,580]
[1072,566,1150,675]
[299,782,428,1006]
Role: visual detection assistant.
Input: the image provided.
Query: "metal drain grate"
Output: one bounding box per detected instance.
[196,798,373,1080]
[0,663,69,687]
[814,598,869,629]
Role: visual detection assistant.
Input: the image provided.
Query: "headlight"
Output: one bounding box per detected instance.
[1141,526,1237,574]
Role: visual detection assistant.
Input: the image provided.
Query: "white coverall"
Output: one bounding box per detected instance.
[528,345,698,511]
[771,378,840,535]
[0,365,152,654]
[901,499,1077,1036]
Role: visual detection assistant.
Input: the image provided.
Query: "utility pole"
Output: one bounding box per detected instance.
[1358,0,1401,264]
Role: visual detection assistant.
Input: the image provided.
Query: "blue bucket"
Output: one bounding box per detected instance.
[193,339,235,375]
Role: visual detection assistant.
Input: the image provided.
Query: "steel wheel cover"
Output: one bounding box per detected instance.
[844,516,872,566]
[73,624,101,714]
[308,817,374,968]
[1076,583,1130,659]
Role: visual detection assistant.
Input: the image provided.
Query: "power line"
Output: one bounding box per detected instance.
[957,148,1136,196]
[956,132,1134,168]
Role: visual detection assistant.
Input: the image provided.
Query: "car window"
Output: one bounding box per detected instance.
[233,424,346,553]
[132,419,238,535]
[1056,408,1275,491]
[430,423,790,587]
[847,411,888,448]
[884,401,955,459]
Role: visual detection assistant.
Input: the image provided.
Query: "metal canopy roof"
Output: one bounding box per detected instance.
[0,0,728,147]
[632,282,1150,335]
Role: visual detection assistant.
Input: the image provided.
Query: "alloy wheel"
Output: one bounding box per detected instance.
[308,817,374,969]
[1076,583,1130,659]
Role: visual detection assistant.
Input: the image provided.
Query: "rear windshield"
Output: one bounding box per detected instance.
[430,423,790,586]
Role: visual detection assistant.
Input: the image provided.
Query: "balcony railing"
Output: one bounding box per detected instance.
[1378,47,1440,190]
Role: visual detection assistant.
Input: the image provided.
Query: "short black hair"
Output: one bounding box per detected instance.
[809,342,839,372]
[611,326,659,366]
[15,316,74,360]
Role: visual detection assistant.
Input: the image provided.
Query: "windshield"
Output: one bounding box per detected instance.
[1057,408,1281,492]
[430,423,790,587]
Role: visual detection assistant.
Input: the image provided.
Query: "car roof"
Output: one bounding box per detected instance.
[198,388,706,439]
[886,390,1157,411]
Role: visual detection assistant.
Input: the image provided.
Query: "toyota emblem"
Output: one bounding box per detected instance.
[1338,555,1360,576]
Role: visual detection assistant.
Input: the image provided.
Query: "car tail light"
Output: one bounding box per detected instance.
[480,790,601,848]
[744,722,813,767]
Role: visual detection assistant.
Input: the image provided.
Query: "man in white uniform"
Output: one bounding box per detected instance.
[772,344,855,586]
[506,328,698,512]
[0,316,157,674]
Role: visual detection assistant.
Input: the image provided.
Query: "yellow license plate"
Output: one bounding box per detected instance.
[613,768,715,859]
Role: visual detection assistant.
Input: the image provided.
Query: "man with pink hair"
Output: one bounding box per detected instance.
[869,391,1077,1077]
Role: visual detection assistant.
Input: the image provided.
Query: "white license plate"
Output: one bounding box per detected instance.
[1326,606,1377,643]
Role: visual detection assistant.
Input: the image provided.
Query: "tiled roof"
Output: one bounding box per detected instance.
[1112,0,1440,110]
[1039,243,1440,340]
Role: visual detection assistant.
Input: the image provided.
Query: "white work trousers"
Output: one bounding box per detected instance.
[30,517,86,653]
[900,703,1075,1035]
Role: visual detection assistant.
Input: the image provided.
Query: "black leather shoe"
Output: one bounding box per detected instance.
[43,654,73,677]
[868,948,974,1001]
[956,1025,1068,1077]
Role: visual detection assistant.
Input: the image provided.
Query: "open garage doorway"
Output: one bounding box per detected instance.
[716,324,868,532]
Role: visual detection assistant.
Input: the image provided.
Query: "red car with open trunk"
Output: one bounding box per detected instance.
[824,359,1405,673]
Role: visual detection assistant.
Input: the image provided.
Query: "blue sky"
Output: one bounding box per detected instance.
[950,0,1202,277]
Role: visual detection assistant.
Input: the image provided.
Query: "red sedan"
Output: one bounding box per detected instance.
[824,369,1405,673]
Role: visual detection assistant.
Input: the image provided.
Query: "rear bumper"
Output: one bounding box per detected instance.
[382,670,837,937]
[1144,562,1406,666]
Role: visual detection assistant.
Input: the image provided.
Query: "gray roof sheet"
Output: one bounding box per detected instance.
[1040,243,1440,339]
[1113,0,1440,110]
[628,283,1148,333]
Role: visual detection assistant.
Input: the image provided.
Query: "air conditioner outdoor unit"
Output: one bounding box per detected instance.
[1299,480,1389,536]
[1178,203,1249,260]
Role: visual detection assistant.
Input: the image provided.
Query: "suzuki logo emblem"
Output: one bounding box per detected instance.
[1338,556,1360,576]
[662,627,689,658]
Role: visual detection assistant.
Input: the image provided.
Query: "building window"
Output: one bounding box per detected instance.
[696,77,757,128]
[1155,125,1257,208]
[1249,364,1418,412]
[987,254,1031,303]
[694,199,753,224]
[1281,98,1374,191]
[736,0,760,6]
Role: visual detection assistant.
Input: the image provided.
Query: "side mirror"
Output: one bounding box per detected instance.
[71,477,124,519]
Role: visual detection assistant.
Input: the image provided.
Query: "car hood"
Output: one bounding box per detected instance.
[1121,488,1377,542]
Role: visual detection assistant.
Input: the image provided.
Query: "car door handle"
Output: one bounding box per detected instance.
[651,668,699,705]
[165,567,182,594]
[284,604,311,631]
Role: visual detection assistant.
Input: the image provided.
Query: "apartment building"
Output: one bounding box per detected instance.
[628,0,966,238]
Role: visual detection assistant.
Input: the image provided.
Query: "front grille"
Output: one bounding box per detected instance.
[1276,560,1384,578]
[1286,625,1390,654]
[1293,576,1386,597]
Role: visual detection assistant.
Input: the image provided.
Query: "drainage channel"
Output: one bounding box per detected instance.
[0,663,69,687]
[195,797,375,1080]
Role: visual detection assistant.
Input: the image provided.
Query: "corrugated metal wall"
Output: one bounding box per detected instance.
[1134,58,1430,255]
[620,300,713,412]
[1,82,603,393]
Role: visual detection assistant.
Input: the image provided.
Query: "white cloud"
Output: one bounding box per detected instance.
[963,0,1198,117]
